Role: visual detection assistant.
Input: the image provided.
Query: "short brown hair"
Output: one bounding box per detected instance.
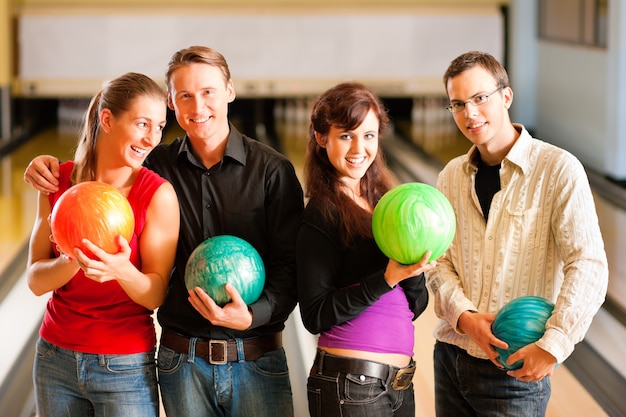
[443,51,509,93]
[165,45,231,90]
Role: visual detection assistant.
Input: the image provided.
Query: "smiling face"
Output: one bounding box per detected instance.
[317,109,380,193]
[167,62,235,145]
[99,95,167,170]
[446,65,514,152]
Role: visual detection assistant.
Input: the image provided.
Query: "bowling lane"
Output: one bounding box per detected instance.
[593,177,626,317]
[0,127,75,274]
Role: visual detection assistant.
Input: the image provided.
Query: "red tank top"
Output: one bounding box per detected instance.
[41,161,167,354]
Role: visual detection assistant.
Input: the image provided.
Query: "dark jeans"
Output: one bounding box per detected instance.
[306,351,415,417]
[434,341,551,417]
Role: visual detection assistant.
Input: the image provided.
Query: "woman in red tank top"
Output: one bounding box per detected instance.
[26,72,179,417]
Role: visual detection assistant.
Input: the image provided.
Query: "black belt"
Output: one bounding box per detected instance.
[160,330,282,365]
[312,350,415,391]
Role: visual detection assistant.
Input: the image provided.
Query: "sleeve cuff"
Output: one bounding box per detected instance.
[247,301,271,330]
[536,328,574,364]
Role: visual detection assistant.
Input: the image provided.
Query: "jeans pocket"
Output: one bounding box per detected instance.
[35,337,56,360]
[249,348,290,377]
[307,373,341,417]
[307,384,322,417]
[343,373,385,403]
[157,345,185,374]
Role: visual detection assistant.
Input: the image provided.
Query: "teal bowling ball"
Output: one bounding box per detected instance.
[491,296,555,370]
[184,235,265,306]
[372,182,456,264]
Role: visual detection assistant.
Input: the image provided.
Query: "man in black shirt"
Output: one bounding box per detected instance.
[24,46,304,417]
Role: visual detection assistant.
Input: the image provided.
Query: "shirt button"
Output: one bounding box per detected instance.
[205,204,211,209]
[359,375,366,381]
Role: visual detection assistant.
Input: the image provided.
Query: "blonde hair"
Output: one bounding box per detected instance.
[72,72,166,183]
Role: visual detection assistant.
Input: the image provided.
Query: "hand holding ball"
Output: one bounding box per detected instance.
[50,181,135,259]
[372,182,456,264]
[491,296,555,370]
[185,235,265,306]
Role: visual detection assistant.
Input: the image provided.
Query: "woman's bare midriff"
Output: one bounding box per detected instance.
[320,346,412,369]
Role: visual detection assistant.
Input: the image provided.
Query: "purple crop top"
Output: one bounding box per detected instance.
[318,285,415,356]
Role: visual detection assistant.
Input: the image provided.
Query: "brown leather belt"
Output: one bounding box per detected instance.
[161,330,282,365]
[312,350,415,391]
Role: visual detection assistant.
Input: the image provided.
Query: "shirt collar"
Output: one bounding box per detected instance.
[503,124,532,175]
[464,123,532,175]
[177,122,246,169]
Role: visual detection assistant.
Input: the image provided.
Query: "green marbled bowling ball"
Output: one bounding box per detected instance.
[491,296,555,370]
[185,235,265,306]
[372,182,456,264]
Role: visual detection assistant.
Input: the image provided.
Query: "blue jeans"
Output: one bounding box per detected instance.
[433,341,551,417]
[33,337,158,417]
[157,342,294,417]
[306,351,415,417]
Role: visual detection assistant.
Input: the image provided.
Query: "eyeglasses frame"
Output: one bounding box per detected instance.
[446,86,504,113]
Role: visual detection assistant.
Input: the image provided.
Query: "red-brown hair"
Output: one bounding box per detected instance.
[304,82,395,247]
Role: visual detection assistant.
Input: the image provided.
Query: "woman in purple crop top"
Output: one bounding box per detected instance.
[296,82,439,417]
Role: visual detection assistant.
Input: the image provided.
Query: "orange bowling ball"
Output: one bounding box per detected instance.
[50,181,135,259]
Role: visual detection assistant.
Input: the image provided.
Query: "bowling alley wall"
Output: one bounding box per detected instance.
[13,1,503,99]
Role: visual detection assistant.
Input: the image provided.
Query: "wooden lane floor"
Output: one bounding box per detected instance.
[0,127,76,275]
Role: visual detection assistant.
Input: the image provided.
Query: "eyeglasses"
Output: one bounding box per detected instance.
[446,87,503,113]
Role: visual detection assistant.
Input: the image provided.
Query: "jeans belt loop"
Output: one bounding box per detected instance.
[317,350,326,375]
[209,340,228,365]
[235,339,246,363]
[187,338,197,364]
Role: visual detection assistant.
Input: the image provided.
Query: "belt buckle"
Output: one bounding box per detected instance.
[208,340,228,365]
[391,365,415,391]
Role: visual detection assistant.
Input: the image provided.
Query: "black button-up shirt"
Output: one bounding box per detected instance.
[147,124,304,340]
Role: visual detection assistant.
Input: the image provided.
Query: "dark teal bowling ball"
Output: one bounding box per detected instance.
[184,235,265,306]
[372,182,456,264]
[491,296,555,370]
